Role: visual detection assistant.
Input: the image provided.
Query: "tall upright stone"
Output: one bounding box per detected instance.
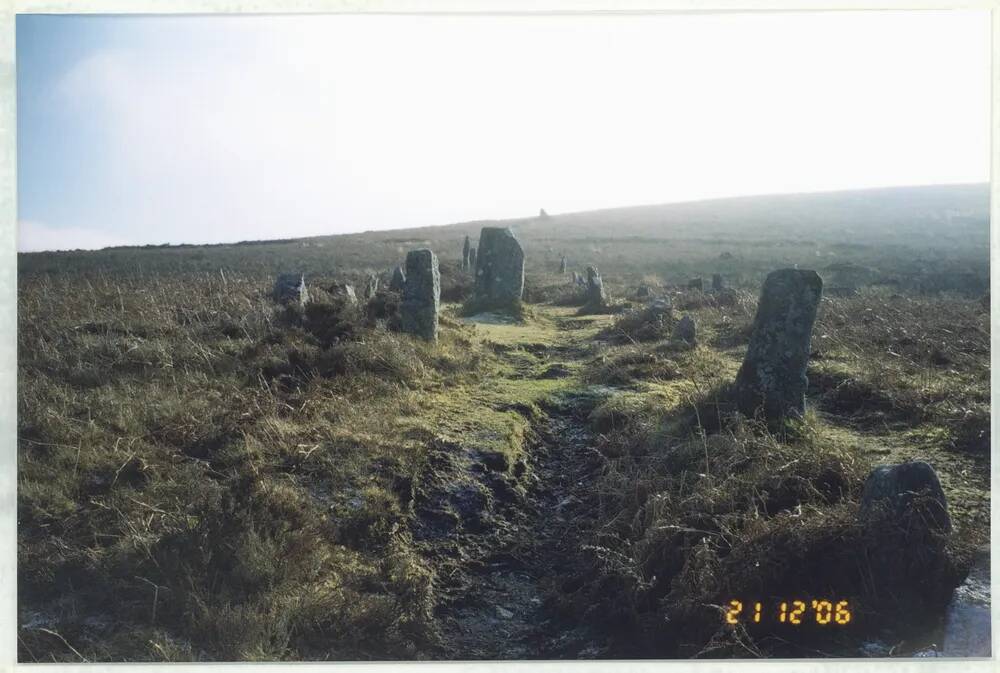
[389,266,406,292]
[468,247,477,271]
[364,273,380,300]
[712,273,724,291]
[559,256,568,275]
[672,315,696,344]
[273,273,308,305]
[462,235,471,271]
[735,268,823,423]
[473,227,524,309]
[584,265,608,309]
[329,281,358,306]
[401,249,440,341]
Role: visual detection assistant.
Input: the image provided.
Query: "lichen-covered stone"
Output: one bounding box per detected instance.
[584,265,608,308]
[734,268,823,422]
[273,273,308,305]
[389,265,406,292]
[473,227,524,309]
[672,314,696,344]
[401,249,440,341]
[364,273,380,300]
[329,281,358,305]
[859,461,951,533]
[651,298,672,314]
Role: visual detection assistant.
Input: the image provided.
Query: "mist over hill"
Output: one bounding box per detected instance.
[18,183,990,282]
[357,182,989,247]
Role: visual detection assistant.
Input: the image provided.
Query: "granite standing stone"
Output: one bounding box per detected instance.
[712,274,724,291]
[672,315,696,344]
[584,266,608,308]
[273,273,308,305]
[329,281,358,306]
[462,235,471,271]
[389,266,406,292]
[401,249,440,341]
[734,268,823,422]
[559,256,567,274]
[468,247,477,272]
[651,298,673,316]
[473,227,525,308]
[859,461,951,533]
[364,273,380,300]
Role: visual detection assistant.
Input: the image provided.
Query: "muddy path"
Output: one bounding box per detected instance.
[409,309,616,659]
[431,402,609,659]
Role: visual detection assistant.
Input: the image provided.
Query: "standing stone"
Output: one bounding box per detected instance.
[329,281,358,306]
[584,266,608,308]
[273,273,308,305]
[364,273,380,300]
[559,256,568,274]
[401,249,440,341]
[389,266,406,292]
[712,274,724,291]
[858,461,956,619]
[651,298,673,316]
[688,278,704,291]
[859,461,951,533]
[672,315,696,344]
[468,247,477,272]
[462,235,471,271]
[539,208,549,218]
[473,227,524,309]
[636,284,651,298]
[734,268,823,422]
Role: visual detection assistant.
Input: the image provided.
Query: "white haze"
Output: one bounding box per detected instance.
[17,10,991,251]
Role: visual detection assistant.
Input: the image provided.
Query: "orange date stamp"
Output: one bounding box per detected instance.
[725,599,852,626]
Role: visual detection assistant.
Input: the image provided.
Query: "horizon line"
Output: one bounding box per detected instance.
[18,180,991,254]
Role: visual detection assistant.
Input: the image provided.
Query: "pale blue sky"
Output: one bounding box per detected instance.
[17,11,991,252]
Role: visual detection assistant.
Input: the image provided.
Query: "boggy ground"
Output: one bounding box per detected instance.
[16,269,989,661]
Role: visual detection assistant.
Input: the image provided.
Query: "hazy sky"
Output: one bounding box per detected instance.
[17,10,991,252]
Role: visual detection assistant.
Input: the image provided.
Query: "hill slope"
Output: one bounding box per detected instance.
[18,183,990,281]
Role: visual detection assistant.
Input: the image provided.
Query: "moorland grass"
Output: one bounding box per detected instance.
[16,256,989,660]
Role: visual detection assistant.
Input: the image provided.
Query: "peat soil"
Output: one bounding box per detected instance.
[411,309,614,659]
[430,400,609,659]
